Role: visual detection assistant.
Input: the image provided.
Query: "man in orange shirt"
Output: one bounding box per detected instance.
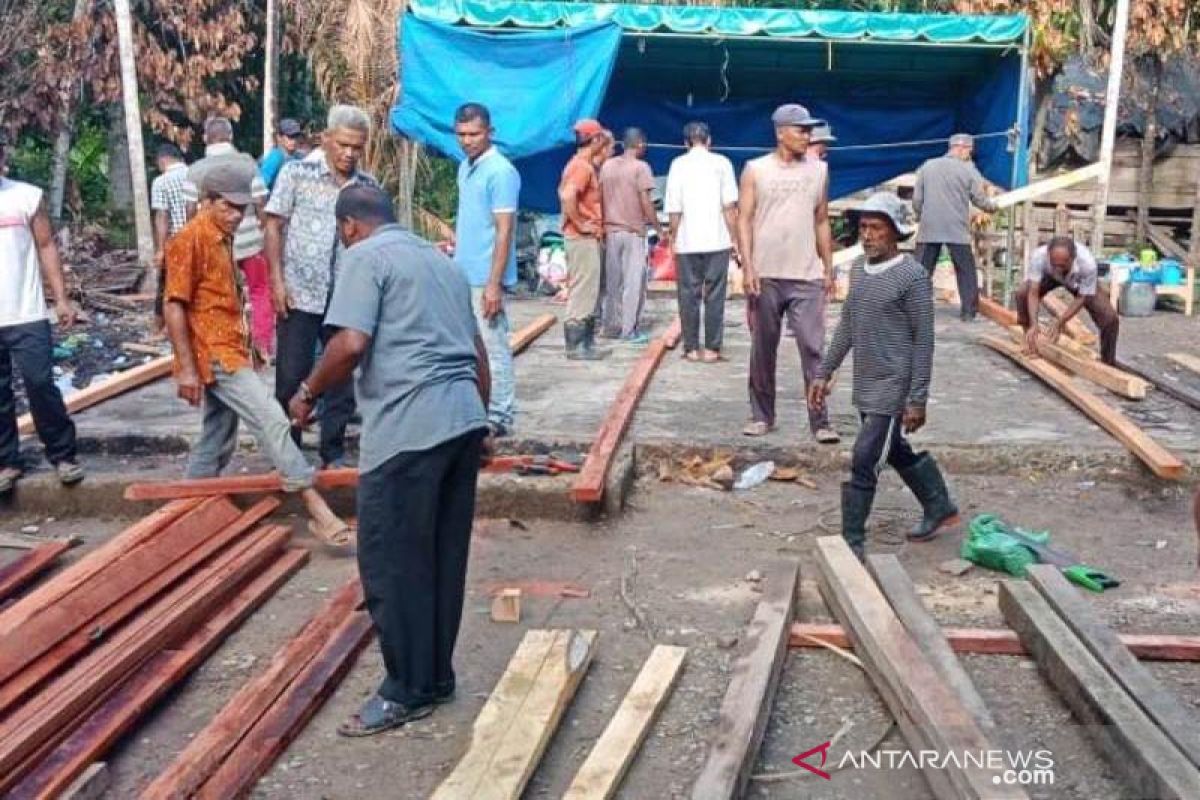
[557,119,609,360]
[163,163,350,547]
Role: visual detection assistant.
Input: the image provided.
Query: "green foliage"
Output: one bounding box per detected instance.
[414,154,459,226]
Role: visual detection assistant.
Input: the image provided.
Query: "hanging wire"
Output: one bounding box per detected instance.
[643,129,1010,153]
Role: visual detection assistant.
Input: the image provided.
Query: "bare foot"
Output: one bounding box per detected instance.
[307,518,353,548]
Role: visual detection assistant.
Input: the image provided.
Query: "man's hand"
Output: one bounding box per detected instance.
[807,378,830,413]
[55,299,77,329]
[743,265,761,297]
[154,250,165,269]
[175,368,203,407]
[288,391,315,428]
[902,404,927,434]
[1044,317,1063,344]
[480,432,496,466]
[823,272,836,301]
[482,282,503,320]
[271,278,291,319]
[1024,326,1041,357]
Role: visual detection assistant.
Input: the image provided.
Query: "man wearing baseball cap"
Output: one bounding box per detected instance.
[740,103,839,444]
[557,119,610,359]
[807,124,837,161]
[163,162,351,548]
[912,133,997,322]
[260,117,306,191]
[809,192,958,561]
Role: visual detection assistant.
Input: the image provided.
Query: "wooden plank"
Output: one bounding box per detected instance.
[572,319,681,503]
[0,498,204,635]
[790,621,1200,662]
[141,578,364,800]
[508,314,557,356]
[0,539,78,604]
[0,525,290,790]
[433,629,598,800]
[1025,565,1200,770]
[17,356,172,436]
[992,163,1104,210]
[999,580,1200,799]
[0,497,245,686]
[691,562,797,800]
[815,537,1025,799]
[1004,327,1148,399]
[123,468,358,501]
[1040,294,1098,345]
[192,609,373,799]
[980,335,1185,480]
[866,555,995,732]
[6,549,308,800]
[1116,357,1200,412]
[661,316,682,349]
[0,498,276,716]
[563,645,686,800]
[1166,352,1200,378]
[977,296,1018,327]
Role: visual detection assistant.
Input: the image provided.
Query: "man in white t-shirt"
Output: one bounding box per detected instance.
[0,133,84,492]
[664,121,739,362]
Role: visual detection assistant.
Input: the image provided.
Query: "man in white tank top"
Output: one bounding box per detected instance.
[0,133,84,492]
[738,104,839,445]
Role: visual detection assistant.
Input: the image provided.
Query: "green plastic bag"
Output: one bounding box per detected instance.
[960,514,1050,578]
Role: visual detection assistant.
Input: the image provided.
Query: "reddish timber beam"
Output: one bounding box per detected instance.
[571,317,681,504]
[977,296,1019,328]
[0,540,79,605]
[124,469,359,501]
[790,622,1200,662]
[509,314,557,356]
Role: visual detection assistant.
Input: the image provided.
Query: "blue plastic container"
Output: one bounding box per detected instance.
[1159,259,1184,286]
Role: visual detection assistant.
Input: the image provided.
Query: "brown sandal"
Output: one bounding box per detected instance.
[308,520,354,549]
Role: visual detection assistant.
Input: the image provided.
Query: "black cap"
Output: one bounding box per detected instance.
[278,118,303,137]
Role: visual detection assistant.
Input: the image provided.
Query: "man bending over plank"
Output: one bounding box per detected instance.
[288,185,492,736]
[1017,235,1119,365]
[808,192,958,561]
[163,162,350,546]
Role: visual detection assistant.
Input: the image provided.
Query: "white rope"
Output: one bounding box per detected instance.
[643,129,1010,154]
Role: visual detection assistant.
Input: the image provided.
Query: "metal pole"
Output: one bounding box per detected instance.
[1089,0,1132,256]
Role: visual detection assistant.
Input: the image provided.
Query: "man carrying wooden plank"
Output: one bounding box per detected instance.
[1018,236,1119,365]
[913,133,998,322]
[163,162,350,546]
[809,193,957,560]
[287,185,492,736]
[0,131,85,493]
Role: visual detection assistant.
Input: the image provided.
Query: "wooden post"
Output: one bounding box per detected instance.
[1089,0,1132,256]
[49,0,91,220]
[1189,153,1200,270]
[112,0,154,270]
[262,0,279,156]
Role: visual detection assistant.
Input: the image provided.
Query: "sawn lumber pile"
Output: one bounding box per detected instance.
[0,496,309,798]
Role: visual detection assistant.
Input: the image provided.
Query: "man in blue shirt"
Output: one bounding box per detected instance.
[259,118,304,191]
[451,103,520,437]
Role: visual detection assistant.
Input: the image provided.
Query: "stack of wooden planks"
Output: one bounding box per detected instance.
[0,496,308,797]
[1000,566,1200,797]
[0,539,80,604]
[142,578,373,799]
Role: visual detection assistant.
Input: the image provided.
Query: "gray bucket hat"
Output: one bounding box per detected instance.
[810,124,837,144]
[850,192,915,240]
[771,103,824,129]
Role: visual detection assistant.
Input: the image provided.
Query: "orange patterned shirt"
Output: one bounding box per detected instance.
[164,209,251,384]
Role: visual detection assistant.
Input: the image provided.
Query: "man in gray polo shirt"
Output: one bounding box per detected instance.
[912,133,997,322]
[288,185,490,736]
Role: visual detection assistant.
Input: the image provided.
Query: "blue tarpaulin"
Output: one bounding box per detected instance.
[392,0,1030,211]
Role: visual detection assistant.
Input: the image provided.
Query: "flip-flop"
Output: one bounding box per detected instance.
[337,694,433,738]
[307,520,354,549]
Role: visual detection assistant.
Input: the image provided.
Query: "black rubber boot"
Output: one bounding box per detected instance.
[565,319,606,361]
[895,452,960,542]
[579,316,610,360]
[841,482,875,562]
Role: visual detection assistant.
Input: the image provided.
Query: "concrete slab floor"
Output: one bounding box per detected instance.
[5,474,1195,799]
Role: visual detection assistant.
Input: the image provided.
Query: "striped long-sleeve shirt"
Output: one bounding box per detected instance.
[818,253,935,415]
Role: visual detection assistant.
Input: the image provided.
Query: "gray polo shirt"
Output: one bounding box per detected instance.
[912,155,996,245]
[323,224,487,473]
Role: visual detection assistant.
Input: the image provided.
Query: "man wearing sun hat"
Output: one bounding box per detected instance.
[808,192,958,561]
[807,123,837,161]
[740,103,839,445]
[557,118,610,360]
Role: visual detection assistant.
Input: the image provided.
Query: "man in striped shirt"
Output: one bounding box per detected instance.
[809,192,958,560]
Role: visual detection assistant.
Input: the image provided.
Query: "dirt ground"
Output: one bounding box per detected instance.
[4,464,1196,799]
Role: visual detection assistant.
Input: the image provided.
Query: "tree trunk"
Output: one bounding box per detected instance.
[107,104,132,212]
[1136,57,1162,246]
[48,0,91,221]
[113,0,155,269]
[1079,0,1096,55]
[262,0,279,156]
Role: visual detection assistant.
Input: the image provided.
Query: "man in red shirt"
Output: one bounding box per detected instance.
[557,119,610,360]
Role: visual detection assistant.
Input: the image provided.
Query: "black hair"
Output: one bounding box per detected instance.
[455,103,491,127]
[683,121,710,145]
[1046,235,1076,259]
[156,143,184,161]
[335,185,397,225]
[622,127,646,148]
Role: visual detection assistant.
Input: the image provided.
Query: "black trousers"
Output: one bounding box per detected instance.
[850,413,919,492]
[675,250,730,353]
[273,309,355,464]
[918,242,978,317]
[0,321,77,469]
[356,428,485,706]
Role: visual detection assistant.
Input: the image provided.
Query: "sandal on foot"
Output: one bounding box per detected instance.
[683,350,701,362]
[814,427,841,445]
[308,519,354,549]
[337,694,433,738]
[741,421,772,437]
[701,350,725,364]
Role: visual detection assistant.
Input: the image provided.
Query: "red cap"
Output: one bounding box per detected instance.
[573,119,603,139]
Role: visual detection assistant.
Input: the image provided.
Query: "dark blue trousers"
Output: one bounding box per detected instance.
[0,320,77,470]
